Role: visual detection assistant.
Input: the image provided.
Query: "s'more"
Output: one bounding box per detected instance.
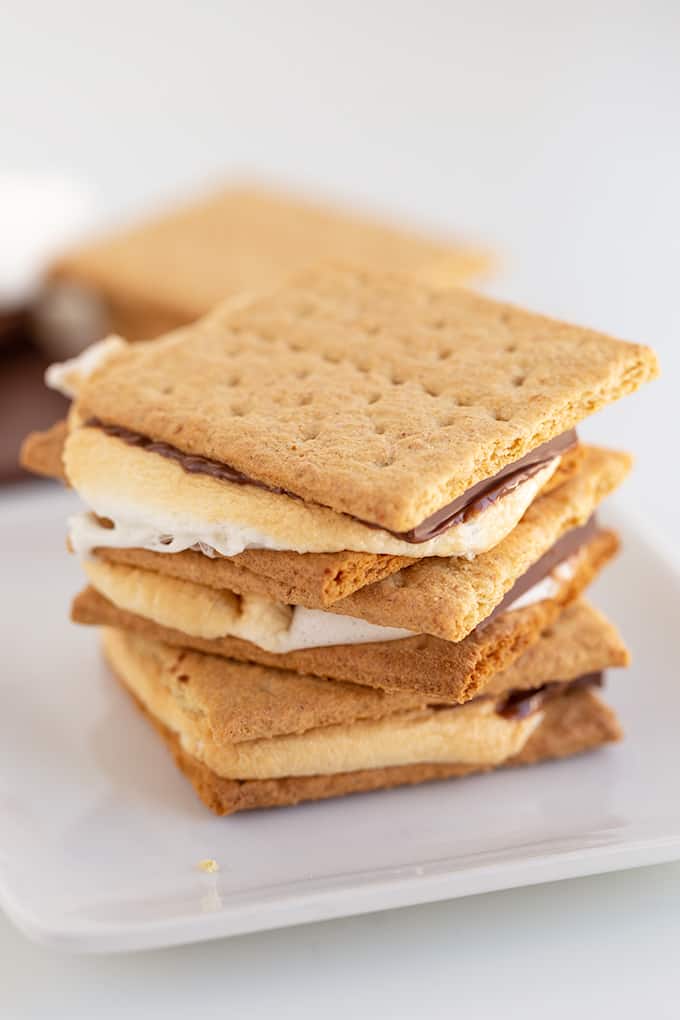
[100,599,628,814]
[22,265,658,811]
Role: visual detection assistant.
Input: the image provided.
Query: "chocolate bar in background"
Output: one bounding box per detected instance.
[0,325,68,485]
[0,173,100,484]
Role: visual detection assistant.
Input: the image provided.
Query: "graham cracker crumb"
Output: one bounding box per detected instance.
[198,858,219,873]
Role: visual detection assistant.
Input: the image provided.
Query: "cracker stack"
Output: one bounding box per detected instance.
[22,267,658,814]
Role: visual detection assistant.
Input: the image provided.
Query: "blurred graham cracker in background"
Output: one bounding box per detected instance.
[4,181,490,483]
[44,184,492,345]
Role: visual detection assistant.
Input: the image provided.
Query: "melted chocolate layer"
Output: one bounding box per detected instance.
[86,418,577,545]
[497,673,603,719]
[88,419,291,495]
[479,515,600,627]
[399,430,577,541]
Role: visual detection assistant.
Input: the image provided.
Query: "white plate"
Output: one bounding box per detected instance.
[1,487,679,953]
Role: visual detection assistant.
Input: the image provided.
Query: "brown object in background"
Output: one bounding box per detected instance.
[46,184,492,343]
[0,309,28,349]
[0,331,68,484]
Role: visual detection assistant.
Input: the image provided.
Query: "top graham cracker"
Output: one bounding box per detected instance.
[75,266,658,533]
[49,185,489,337]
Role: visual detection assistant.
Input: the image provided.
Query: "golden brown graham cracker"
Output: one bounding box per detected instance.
[102,624,623,785]
[70,452,591,636]
[89,446,618,628]
[104,630,427,743]
[331,448,629,639]
[20,416,583,500]
[483,599,628,697]
[19,420,412,602]
[99,546,413,608]
[20,419,68,483]
[73,265,657,531]
[21,419,581,607]
[90,446,583,610]
[92,597,626,740]
[121,681,621,815]
[48,186,491,341]
[72,529,620,702]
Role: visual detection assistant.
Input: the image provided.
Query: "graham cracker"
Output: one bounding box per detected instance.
[22,419,412,601]
[483,599,628,697]
[49,185,491,340]
[74,265,657,531]
[73,528,620,701]
[19,419,68,483]
[332,447,630,639]
[123,681,622,814]
[91,447,582,608]
[61,421,568,560]
[20,416,582,498]
[82,450,619,632]
[98,546,412,608]
[102,628,426,743]
[21,419,581,607]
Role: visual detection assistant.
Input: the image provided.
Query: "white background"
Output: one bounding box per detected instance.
[1,1,679,1016]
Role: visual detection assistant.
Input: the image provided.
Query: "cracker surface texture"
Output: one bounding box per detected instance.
[49,186,490,338]
[74,266,657,531]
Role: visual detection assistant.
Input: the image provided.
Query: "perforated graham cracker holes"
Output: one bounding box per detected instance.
[82,266,655,532]
[438,413,460,428]
[254,328,276,345]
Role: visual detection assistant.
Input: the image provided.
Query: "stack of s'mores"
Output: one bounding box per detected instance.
[22,266,658,814]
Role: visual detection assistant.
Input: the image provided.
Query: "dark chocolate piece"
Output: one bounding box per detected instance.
[1,335,68,484]
[398,430,577,541]
[479,515,600,627]
[85,418,576,544]
[497,672,603,719]
[0,308,28,349]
